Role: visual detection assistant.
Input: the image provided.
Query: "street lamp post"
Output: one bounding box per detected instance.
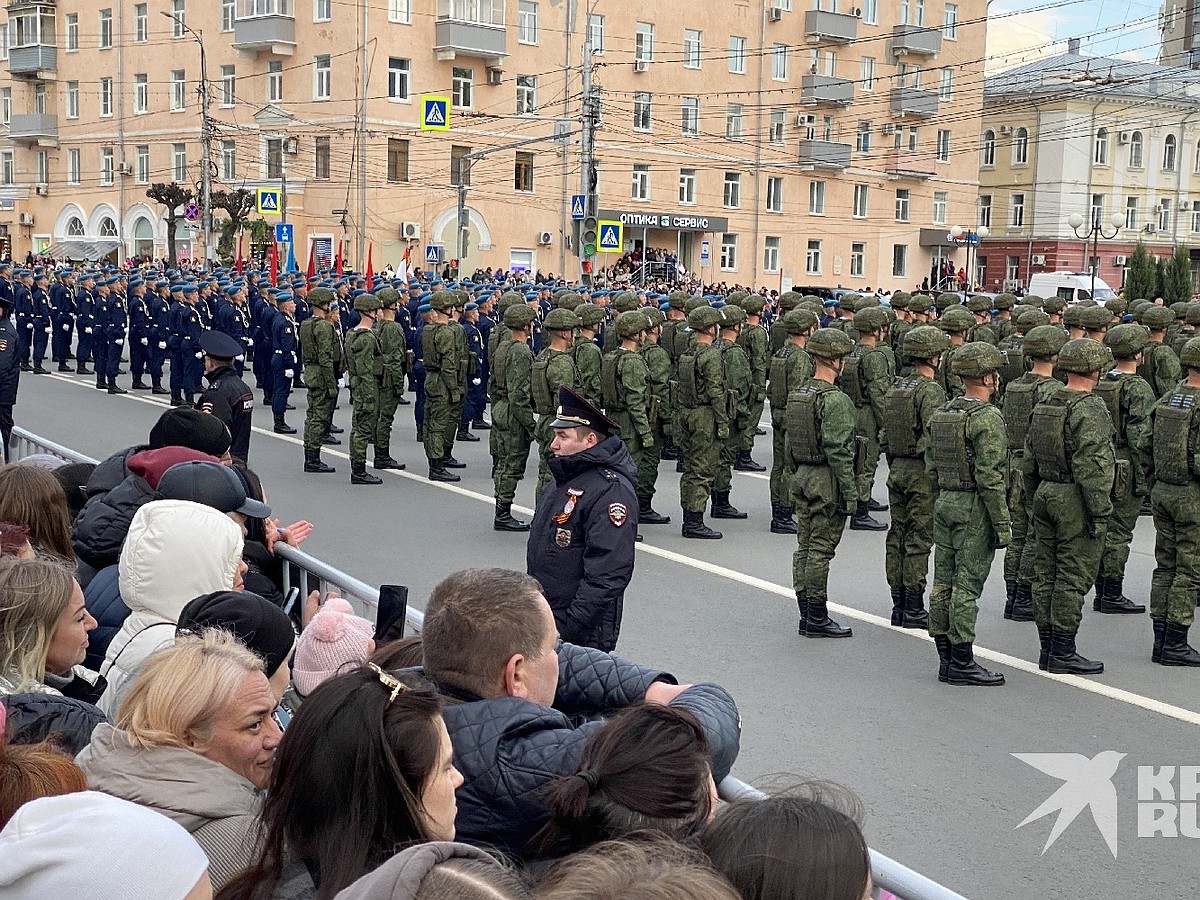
[163,12,212,271]
[1068,209,1125,301]
[949,224,989,301]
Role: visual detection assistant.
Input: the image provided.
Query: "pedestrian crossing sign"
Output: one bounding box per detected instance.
[597,220,623,253]
[425,245,442,264]
[256,188,281,216]
[421,96,450,131]
[571,195,586,220]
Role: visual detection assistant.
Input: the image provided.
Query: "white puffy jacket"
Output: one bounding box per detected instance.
[97,500,243,714]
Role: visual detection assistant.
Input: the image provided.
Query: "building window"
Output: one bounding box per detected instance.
[171,0,186,38]
[1010,192,1025,226]
[1130,131,1144,168]
[979,194,992,228]
[764,236,781,273]
[1013,126,1029,165]
[1191,201,1200,233]
[66,81,80,119]
[723,172,741,209]
[134,74,148,114]
[99,10,112,49]
[516,75,536,114]
[388,138,410,183]
[314,55,330,101]
[1160,198,1172,231]
[388,58,410,101]
[221,140,236,181]
[632,164,649,200]
[267,61,283,103]
[314,0,331,22]
[861,56,876,91]
[892,244,908,278]
[388,0,412,23]
[35,150,47,185]
[1091,193,1104,224]
[726,104,744,140]
[101,147,115,186]
[936,129,950,161]
[136,145,150,184]
[1125,196,1139,229]
[809,180,825,215]
[633,92,652,131]
[933,190,948,225]
[33,82,45,116]
[452,67,473,108]
[721,234,738,271]
[1164,134,1178,171]
[450,145,472,186]
[1,152,14,187]
[855,121,872,153]
[171,70,186,111]
[516,0,538,43]
[678,168,697,205]
[587,13,604,53]
[811,49,837,77]
[173,143,187,182]
[850,242,866,277]
[0,89,9,126]
[681,98,699,136]
[770,110,786,144]
[66,13,78,50]
[772,43,788,80]
[1006,256,1021,284]
[67,149,80,185]
[265,138,283,180]
[513,151,535,191]
[133,4,148,40]
[1094,127,1109,165]
[221,0,235,31]
[684,29,702,69]
[853,183,869,218]
[895,189,911,222]
[805,240,822,275]
[635,22,654,63]
[729,36,746,74]
[943,3,958,38]
[981,129,996,167]
[220,66,235,107]
[313,136,330,179]
[100,78,114,117]
[766,177,784,212]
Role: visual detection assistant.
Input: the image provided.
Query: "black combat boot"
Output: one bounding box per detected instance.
[637,496,671,525]
[350,461,383,485]
[322,433,341,445]
[273,416,297,435]
[681,510,722,539]
[76,362,93,376]
[57,360,71,372]
[1046,631,1104,675]
[442,455,466,469]
[1152,618,1167,664]
[131,379,149,390]
[428,460,460,483]
[867,497,889,512]
[800,598,852,638]
[1037,625,1052,671]
[494,501,531,532]
[946,643,1005,686]
[933,635,952,682]
[1003,581,1018,619]
[889,586,905,626]
[850,501,887,531]
[1010,583,1036,622]
[328,423,344,434]
[96,375,107,390]
[415,425,424,442]
[151,379,168,395]
[1094,575,1145,614]
[304,449,336,474]
[710,491,747,520]
[373,451,405,470]
[733,449,766,472]
[107,377,127,395]
[472,416,491,430]
[769,505,797,534]
[1159,622,1200,667]
[456,424,480,442]
[170,390,184,407]
[660,439,679,460]
[32,363,48,375]
[902,589,929,629]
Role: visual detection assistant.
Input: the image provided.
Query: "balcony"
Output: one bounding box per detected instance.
[800,74,854,106]
[7,1,57,78]
[232,0,296,57]
[798,139,851,170]
[434,0,507,64]
[8,113,58,146]
[883,148,936,178]
[8,44,56,77]
[803,9,858,45]
[890,87,939,118]
[892,24,942,56]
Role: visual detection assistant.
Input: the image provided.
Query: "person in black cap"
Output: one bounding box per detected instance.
[176,591,296,700]
[196,330,256,465]
[0,290,19,462]
[525,386,639,652]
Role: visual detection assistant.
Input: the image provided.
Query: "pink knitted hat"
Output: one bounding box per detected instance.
[292,597,375,696]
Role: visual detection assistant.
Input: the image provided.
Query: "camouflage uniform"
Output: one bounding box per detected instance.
[532,309,580,497]
[1137,306,1181,397]
[735,296,770,471]
[345,294,385,485]
[639,308,672,521]
[373,288,409,470]
[572,303,605,407]
[602,311,657,512]
[836,306,892,528]
[422,294,467,476]
[711,306,754,519]
[492,304,537,528]
[675,306,729,539]
[934,305,974,400]
[300,289,343,474]
[766,308,817,533]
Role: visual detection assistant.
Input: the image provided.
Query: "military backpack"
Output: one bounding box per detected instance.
[786,381,837,466]
[1001,378,1039,451]
[1153,390,1199,485]
[676,348,700,407]
[997,335,1026,386]
[928,399,985,491]
[1092,372,1129,448]
[768,346,795,411]
[1028,392,1090,482]
[835,346,869,408]
[882,377,923,459]
[531,349,555,415]
[601,349,629,412]
[490,339,514,402]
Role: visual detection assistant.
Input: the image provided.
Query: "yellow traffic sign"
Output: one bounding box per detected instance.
[256,188,281,216]
[421,96,450,131]
[597,220,623,253]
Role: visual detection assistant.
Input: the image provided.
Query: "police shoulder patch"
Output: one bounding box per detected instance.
[608,502,628,527]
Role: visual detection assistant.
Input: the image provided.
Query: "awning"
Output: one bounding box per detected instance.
[42,240,121,260]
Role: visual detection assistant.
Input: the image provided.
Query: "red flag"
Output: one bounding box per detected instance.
[334,246,343,277]
[305,238,315,281]
[235,234,244,275]
[269,240,278,287]
[365,243,374,286]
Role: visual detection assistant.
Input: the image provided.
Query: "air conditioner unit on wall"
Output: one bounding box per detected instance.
[768,7,782,22]
[538,231,552,246]
[400,222,421,240]
[487,68,503,86]
[1145,223,1158,233]
[882,123,895,135]
[1031,253,1046,265]
[18,213,33,225]
[283,137,298,154]
[1114,255,1128,265]
[999,125,1012,135]
[1180,199,1192,210]
[118,162,133,176]
[634,59,648,73]
[1118,131,1131,144]
[34,184,47,196]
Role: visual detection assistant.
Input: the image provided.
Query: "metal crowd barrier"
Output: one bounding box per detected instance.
[11,426,968,900]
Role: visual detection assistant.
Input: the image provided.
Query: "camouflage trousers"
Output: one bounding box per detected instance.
[424,388,463,462]
[854,406,882,503]
[678,406,719,514]
[791,464,847,605]
[635,416,666,502]
[1098,453,1141,581]
[1030,482,1104,634]
[1150,480,1200,627]
[768,414,793,508]
[534,414,556,500]
[375,384,402,457]
[303,378,335,452]
[492,401,532,505]
[885,457,937,595]
[929,490,998,645]
[1003,453,1029,584]
[349,377,379,465]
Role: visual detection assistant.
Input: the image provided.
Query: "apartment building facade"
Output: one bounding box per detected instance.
[0,0,986,290]
[977,43,1200,294]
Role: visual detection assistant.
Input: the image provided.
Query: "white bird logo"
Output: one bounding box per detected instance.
[1013,751,1125,858]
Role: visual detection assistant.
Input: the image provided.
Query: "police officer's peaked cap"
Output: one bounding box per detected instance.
[1022,325,1069,359]
[307,287,334,308]
[353,293,381,313]
[950,341,1005,376]
[1138,305,1175,329]
[938,306,975,333]
[199,331,244,360]
[1057,338,1111,373]
[853,306,889,332]
[1015,308,1051,331]
[965,294,993,313]
[550,386,618,436]
[902,325,951,359]
[543,308,580,331]
[806,327,855,360]
[1079,304,1113,331]
[1104,322,1150,359]
[615,309,651,338]
[575,303,606,327]
[686,305,724,332]
[782,308,818,335]
[1180,336,1200,369]
[503,303,537,328]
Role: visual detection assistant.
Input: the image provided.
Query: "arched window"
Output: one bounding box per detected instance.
[1129,131,1144,168]
[65,217,84,236]
[1094,127,1109,165]
[1013,126,1029,165]
[981,129,996,167]
[98,217,117,237]
[1194,139,1200,173]
[1164,133,1177,171]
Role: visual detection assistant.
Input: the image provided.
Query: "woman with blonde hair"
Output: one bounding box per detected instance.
[0,464,75,561]
[78,629,282,891]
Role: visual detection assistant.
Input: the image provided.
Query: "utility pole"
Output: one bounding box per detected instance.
[357,0,369,270]
[164,12,212,270]
[579,9,599,286]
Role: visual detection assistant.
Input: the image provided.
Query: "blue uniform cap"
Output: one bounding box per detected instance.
[224,285,240,296]
[464,302,478,311]
[182,285,198,294]
[128,278,143,288]
[418,303,432,313]
[275,291,294,303]
[823,298,840,308]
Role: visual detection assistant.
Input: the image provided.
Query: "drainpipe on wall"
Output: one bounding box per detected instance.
[116,3,125,265]
[750,0,766,286]
[1024,97,1040,289]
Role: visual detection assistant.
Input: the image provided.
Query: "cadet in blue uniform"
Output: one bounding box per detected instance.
[0,291,19,461]
[91,278,112,391]
[102,278,128,395]
[457,301,486,442]
[50,269,76,371]
[74,273,96,375]
[127,278,151,389]
[216,284,253,376]
[166,283,187,405]
[270,291,299,434]
[13,271,33,371]
[177,285,204,404]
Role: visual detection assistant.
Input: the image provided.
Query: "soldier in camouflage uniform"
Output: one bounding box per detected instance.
[1168,303,1200,358]
[991,293,1018,341]
[1092,324,1155,615]
[345,294,385,486]
[1000,324,1067,622]
[492,304,538,531]
[768,291,804,353]
[996,308,1050,404]
[735,296,770,472]
[602,310,660,520]
[1077,304,1112,342]
[836,306,892,531]
[658,292,690,460]
[573,303,605,407]
[964,295,999,346]
[372,288,409,472]
[640,307,673,524]
[883,325,950,630]
[422,294,467,482]
[934,305,973,399]
[1147,336,1200,666]
[888,293,914,362]
[300,287,342,475]
[1138,305,1182,397]
[711,305,754,521]
[532,308,580,496]
[603,292,641,352]
[766,308,818,534]
[1023,339,1114,675]
[675,305,728,539]
[927,342,1010,686]
[787,327,857,638]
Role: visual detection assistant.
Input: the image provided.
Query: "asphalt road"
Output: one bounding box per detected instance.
[16,369,1199,899]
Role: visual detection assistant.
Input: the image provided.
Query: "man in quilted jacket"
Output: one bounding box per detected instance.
[420,567,741,858]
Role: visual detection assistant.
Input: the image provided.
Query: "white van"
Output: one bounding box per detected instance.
[1026,272,1119,303]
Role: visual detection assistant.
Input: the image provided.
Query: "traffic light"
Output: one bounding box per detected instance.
[581,215,598,257]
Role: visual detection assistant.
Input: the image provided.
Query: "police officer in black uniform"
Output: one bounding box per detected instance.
[196,330,256,465]
[0,290,19,461]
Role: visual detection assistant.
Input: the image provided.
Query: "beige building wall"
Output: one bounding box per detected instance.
[0,0,987,291]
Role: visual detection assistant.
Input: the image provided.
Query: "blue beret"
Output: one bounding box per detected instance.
[418,303,432,313]
[464,302,478,311]
[182,285,198,294]
[275,291,294,302]
[823,298,840,308]
[128,278,143,288]
[419,291,432,301]
[224,285,239,296]
[155,280,170,289]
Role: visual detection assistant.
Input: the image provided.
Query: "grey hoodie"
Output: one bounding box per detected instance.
[332,843,499,900]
